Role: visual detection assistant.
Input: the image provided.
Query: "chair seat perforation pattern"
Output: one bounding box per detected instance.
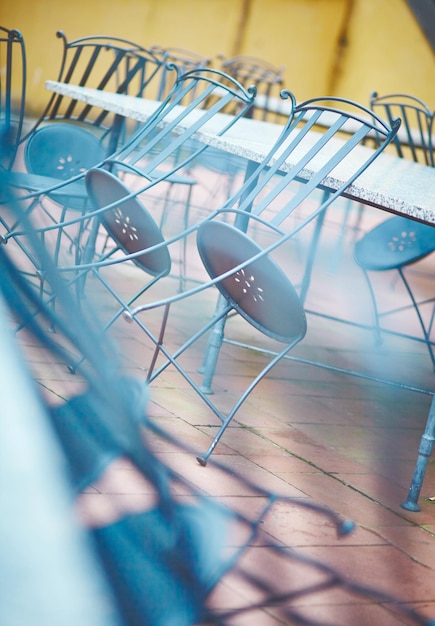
[197,221,306,343]
[355,215,435,271]
[86,169,171,276]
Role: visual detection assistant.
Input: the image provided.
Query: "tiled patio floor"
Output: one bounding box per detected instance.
[14,191,435,625]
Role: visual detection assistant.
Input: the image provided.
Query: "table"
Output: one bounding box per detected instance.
[46,80,435,225]
[45,80,435,512]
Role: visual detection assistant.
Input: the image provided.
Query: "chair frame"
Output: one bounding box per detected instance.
[0,26,26,170]
[354,92,435,369]
[370,91,434,166]
[22,30,175,149]
[219,53,285,122]
[104,93,401,465]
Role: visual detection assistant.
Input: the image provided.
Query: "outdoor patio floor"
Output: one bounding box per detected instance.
[13,188,435,625]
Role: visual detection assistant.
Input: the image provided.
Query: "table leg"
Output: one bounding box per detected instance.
[401,393,435,511]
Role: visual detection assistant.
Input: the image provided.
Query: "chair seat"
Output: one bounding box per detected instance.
[354,215,435,271]
[21,123,106,210]
[197,220,306,343]
[86,168,171,276]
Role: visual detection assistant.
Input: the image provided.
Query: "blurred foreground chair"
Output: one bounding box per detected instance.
[0,26,26,171]
[0,165,433,626]
[2,168,431,626]
[118,95,400,466]
[354,93,435,369]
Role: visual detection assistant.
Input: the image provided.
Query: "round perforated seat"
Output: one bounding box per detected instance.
[197,220,306,343]
[24,123,106,210]
[86,168,171,277]
[354,215,435,271]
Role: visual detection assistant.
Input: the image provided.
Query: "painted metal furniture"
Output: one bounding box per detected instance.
[19,68,256,368]
[43,81,435,222]
[354,94,435,370]
[23,31,175,148]
[353,93,435,512]
[0,26,26,170]
[219,53,285,122]
[120,95,399,465]
[41,80,435,510]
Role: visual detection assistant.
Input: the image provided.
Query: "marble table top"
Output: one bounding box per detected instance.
[46,80,435,225]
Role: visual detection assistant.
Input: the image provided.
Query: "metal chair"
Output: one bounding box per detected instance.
[119,94,400,466]
[354,93,435,369]
[219,53,285,122]
[1,123,106,297]
[0,26,26,171]
[23,31,175,149]
[19,67,257,365]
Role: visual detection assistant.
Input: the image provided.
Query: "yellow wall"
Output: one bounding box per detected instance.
[1,0,434,115]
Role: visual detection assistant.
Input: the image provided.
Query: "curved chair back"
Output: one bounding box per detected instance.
[0,26,26,169]
[111,67,257,179]
[219,54,285,121]
[25,31,176,146]
[370,92,434,166]
[150,45,211,100]
[226,95,401,232]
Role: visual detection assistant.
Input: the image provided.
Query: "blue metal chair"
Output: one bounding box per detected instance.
[118,94,400,466]
[354,93,435,369]
[2,124,106,297]
[16,68,257,369]
[0,26,26,171]
[22,31,175,149]
[219,53,285,122]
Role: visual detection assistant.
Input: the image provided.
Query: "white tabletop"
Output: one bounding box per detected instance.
[46,80,435,226]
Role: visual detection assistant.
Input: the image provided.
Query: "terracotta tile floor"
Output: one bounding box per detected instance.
[14,192,435,625]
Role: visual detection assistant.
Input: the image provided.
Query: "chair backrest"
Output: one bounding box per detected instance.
[150,45,211,100]
[219,54,285,122]
[221,95,401,236]
[26,31,176,143]
[370,92,434,166]
[109,67,257,180]
[0,26,26,169]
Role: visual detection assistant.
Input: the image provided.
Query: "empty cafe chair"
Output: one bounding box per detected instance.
[0,26,26,171]
[119,94,400,465]
[354,92,435,369]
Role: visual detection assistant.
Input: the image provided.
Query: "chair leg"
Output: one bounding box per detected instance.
[199,294,229,394]
[398,268,435,371]
[361,268,383,346]
[197,338,301,466]
[146,303,170,381]
[401,392,435,511]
